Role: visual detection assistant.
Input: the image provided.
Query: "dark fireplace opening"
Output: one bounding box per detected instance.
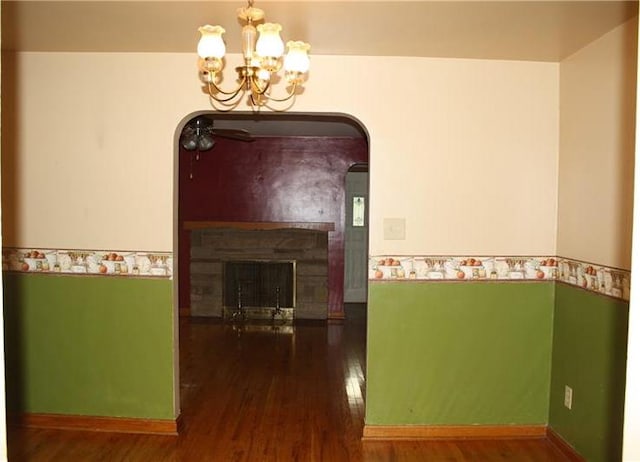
[224,261,295,309]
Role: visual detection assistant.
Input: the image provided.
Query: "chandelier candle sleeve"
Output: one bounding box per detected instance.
[242,24,257,60]
[196,0,310,110]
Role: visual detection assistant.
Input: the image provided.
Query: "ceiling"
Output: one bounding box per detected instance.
[1,1,638,62]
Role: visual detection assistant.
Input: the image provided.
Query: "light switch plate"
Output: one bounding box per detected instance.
[564,385,573,410]
[383,218,406,240]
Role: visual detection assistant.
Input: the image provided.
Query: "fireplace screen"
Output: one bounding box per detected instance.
[224,261,295,309]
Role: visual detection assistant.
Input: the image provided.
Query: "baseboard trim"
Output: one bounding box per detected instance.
[362,424,547,440]
[14,413,180,435]
[547,427,585,461]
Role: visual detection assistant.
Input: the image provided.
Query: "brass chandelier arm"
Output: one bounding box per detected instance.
[207,82,244,103]
[247,75,297,102]
[208,94,243,112]
[260,81,298,103]
[249,92,263,107]
[207,75,248,98]
[204,69,299,107]
[208,85,242,103]
[249,77,270,96]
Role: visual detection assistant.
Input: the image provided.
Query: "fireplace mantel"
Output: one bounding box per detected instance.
[184,221,335,232]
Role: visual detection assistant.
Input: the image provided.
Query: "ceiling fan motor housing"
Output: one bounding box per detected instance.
[181,116,215,151]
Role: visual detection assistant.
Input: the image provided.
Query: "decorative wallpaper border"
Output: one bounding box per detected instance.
[2,247,173,279]
[2,248,630,301]
[369,255,631,301]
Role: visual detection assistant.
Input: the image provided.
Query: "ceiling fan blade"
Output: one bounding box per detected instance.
[212,128,255,142]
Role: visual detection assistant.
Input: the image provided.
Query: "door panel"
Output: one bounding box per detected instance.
[344,171,368,303]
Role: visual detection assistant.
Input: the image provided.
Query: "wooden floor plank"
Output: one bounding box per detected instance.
[7,316,571,461]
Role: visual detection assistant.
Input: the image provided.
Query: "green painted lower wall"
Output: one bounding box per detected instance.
[3,273,175,420]
[3,272,628,451]
[549,283,629,462]
[366,281,555,425]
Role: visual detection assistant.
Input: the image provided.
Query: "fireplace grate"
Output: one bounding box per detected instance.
[223,261,295,309]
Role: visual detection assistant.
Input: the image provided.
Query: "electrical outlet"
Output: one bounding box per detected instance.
[564,385,573,410]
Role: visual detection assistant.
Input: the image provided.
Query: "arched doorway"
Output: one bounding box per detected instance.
[176,112,369,322]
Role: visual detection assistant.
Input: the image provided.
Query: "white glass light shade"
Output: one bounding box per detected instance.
[284,41,311,73]
[256,23,285,58]
[197,25,226,59]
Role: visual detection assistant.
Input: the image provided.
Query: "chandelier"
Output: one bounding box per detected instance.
[196,0,311,111]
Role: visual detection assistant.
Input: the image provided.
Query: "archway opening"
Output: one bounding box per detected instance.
[176,112,369,321]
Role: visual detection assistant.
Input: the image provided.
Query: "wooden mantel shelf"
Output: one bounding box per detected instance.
[183,221,335,232]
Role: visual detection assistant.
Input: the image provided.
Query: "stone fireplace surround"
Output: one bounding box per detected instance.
[190,226,329,319]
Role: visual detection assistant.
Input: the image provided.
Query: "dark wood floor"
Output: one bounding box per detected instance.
[7,314,571,461]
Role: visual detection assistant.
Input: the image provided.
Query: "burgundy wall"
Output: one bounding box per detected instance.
[179,136,368,318]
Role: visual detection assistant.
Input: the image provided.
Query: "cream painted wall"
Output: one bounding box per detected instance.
[623,15,640,462]
[558,18,638,270]
[1,52,185,252]
[1,52,559,256]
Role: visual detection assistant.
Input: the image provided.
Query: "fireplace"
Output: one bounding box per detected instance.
[223,260,295,319]
[190,227,328,319]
